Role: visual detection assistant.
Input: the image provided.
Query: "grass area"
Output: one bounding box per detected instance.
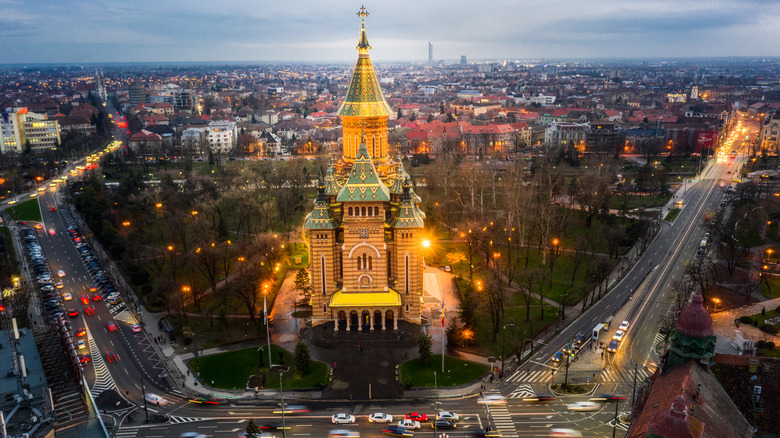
[760,276,780,299]
[172,314,268,350]
[747,308,780,326]
[608,193,672,210]
[0,227,20,275]
[758,348,780,358]
[5,198,42,222]
[189,344,328,390]
[399,355,489,387]
[664,208,681,222]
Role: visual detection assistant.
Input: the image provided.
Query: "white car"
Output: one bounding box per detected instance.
[63,293,73,301]
[477,395,506,405]
[57,270,66,277]
[567,401,601,412]
[619,320,630,331]
[331,413,356,424]
[368,413,393,423]
[436,411,459,421]
[77,340,86,349]
[327,431,359,437]
[398,419,421,430]
[613,330,625,341]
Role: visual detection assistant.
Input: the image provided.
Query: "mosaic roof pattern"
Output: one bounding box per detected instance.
[337,141,391,203]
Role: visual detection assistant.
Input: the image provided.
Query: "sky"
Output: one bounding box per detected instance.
[1,0,779,64]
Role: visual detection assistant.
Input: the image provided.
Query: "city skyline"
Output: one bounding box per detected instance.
[1,0,779,64]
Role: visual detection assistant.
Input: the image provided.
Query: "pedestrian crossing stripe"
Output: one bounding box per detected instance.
[600,366,650,383]
[88,336,117,398]
[506,369,553,383]
[167,416,205,424]
[508,384,535,398]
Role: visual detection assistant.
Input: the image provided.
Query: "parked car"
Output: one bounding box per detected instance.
[368,413,393,423]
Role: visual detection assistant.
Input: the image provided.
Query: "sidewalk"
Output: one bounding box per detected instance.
[710,298,780,353]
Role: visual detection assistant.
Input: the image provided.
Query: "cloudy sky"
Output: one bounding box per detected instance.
[1,0,778,64]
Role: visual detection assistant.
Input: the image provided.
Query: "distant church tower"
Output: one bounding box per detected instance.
[306,7,426,332]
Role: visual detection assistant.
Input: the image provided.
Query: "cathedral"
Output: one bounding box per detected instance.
[305,8,426,331]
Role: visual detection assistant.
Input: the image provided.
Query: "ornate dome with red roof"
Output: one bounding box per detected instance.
[675,292,714,338]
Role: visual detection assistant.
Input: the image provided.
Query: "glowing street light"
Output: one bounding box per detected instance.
[122,221,131,227]
[422,239,431,249]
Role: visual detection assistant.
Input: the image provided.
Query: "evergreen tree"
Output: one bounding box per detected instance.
[295,341,311,373]
[245,419,259,438]
[294,268,312,306]
[418,332,432,365]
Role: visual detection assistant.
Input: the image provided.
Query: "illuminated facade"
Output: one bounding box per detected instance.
[0,108,61,153]
[305,8,425,331]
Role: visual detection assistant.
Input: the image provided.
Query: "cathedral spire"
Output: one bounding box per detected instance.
[357,6,371,55]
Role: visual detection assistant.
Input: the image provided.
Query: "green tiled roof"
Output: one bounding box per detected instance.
[336,141,390,203]
[390,181,425,228]
[388,154,410,194]
[305,182,336,230]
[336,27,393,118]
[323,164,341,196]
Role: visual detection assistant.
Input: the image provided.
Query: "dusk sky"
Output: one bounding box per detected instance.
[1,0,779,64]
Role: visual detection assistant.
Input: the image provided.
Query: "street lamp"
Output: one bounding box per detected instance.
[712,297,721,312]
[501,323,515,376]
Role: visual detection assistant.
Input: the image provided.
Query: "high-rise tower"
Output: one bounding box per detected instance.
[428,42,433,64]
[337,6,393,164]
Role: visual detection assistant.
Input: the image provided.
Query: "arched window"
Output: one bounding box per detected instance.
[374,206,379,216]
[362,254,367,269]
[368,207,372,217]
[368,256,372,270]
[348,206,353,216]
[357,258,362,270]
[361,206,366,216]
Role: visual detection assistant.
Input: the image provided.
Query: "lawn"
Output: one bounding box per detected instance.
[400,355,488,387]
[747,307,780,326]
[0,227,20,275]
[664,208,681,222]
[189,344,328,390]
[5,198,42,222]
[760,276,780,299]
[608,193,672,210]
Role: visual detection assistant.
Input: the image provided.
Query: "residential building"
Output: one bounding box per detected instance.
[544,121,588,149]
[760,114,780,152]
[128,129,162,154]
[586,122,624,154]
[207,120,237,153]
[0,108,61,153]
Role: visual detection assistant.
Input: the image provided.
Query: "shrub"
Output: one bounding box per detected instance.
[756,340,767,349]
[294,342,311,374]
[760,324,779,335]
[739,316,753,324]
[766,341,776,350]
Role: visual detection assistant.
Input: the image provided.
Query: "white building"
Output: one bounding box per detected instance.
[544,121,588,148]
[531,94,557,105]
[207,121,237,154]
[1,108,61,153]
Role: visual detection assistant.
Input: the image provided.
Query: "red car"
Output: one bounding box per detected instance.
[80,296,90,305]
[76,327,87,337]
[84,306,95,316]
[92,294,102,302]
[79,354,91,364]
[405,413,428,422]
[50,207,57,211]
[68,309,78,318]
[107,322,118,332]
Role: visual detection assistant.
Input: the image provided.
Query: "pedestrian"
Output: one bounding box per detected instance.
[187,369,190,376]
[334,361,337,369]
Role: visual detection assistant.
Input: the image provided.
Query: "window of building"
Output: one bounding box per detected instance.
[349,206,353,216]
[374,206,379,216]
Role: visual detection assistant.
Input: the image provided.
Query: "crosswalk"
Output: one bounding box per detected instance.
[507,383,535,399]
[600,365,650,384]
[485,390,518,437]
[88,335,117,397]
[114,426,138,438]
[506,368,553,383]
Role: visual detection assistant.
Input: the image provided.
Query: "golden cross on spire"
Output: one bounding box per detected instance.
[357,5,369,24]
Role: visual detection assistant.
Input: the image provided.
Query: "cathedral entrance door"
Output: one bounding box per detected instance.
[362,310,371,332]
[385,310,395,331]
[338,311,347,331]
[350,310,359,331]
[373,310,383,331]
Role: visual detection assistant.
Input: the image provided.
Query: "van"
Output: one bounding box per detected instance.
[603,315,614,327]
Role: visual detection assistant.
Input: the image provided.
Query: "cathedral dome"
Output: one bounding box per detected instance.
[675,292,713,338]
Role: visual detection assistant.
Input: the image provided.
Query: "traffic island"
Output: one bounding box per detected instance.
[549,383,597,396]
